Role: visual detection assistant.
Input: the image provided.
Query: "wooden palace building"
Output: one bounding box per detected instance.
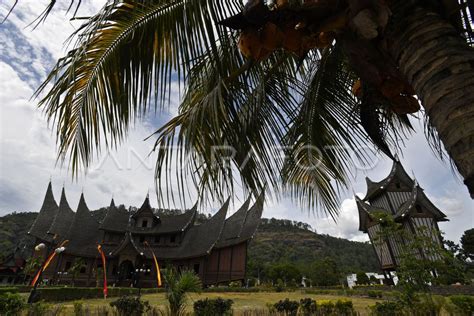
[356,161,448,279]
[27,183,264,287]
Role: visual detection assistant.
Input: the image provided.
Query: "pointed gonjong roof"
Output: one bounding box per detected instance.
[48,188,75,239]
[394,183,448,221]
[64,194,102,257]
[28,182,58,242]
[363,161,415,201]
[99,198,130,233]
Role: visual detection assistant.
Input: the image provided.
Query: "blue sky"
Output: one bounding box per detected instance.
[0,0,472,244]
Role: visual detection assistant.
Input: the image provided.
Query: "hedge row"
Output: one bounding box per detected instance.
[34,287,165,302]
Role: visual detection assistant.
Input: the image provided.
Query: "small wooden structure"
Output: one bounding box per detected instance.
[356,161,448,281]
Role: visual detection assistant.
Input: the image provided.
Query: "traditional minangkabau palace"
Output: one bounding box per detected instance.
[15,183,264,287]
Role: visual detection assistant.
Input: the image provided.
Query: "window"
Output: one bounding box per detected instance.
[80,266,86,274]
[193,263,200,274]
[155,236,161,243]
[142,220,148,228]
[170,235,176,243]
[395,182,401,189]
[415,205,423,213]
[139,236,145,243]
[65,262,72,271]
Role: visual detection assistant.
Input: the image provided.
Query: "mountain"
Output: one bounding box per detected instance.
[247,218,380,276]
[0,212,379,276]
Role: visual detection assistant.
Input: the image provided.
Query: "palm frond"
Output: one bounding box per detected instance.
[150,33,300,207]
[35,0,242,174]
[281,44,372,217]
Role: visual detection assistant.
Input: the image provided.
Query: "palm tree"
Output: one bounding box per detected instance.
[68,258,85,287]
[162,268,202,316]
[10,0,472,216]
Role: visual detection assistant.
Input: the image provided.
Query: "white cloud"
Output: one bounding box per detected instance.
[0,0,472,246]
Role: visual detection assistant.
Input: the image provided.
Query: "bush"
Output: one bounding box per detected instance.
[273,298,299,316]
[73,301,85,316]
[0,292,25,316]
[274,279,285,293]
[449,295,474,315]
[27,301,52,316]
[317,301,335,315]
[110,295,151,316]
[299,298,317,316]
[229,281,242,288]
[334,300,355,315]
[369,301,402,316]
[367,290,383,298]
[33,286,164,302]
[0,288,19,296]
[194,297,233,316]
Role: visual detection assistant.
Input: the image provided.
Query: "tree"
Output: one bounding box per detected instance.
[23,257,41,284]
[355,272,370,285]
[162,268,202,316]
[68,258,85,287]
[5,0,473,216]
[267,263,301,286]
[308,258,342,286]
[461,229,474,260]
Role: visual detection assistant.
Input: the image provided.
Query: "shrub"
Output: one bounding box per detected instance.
[317,301,335,315]
[73,300,85,316]
[194,297,233,316]
[369,301,402,316]
[0,292,25,316]
[0,288,19,296]
[229,281,242,288]
[449,295,474,315]
[273,298,299,316]
[27,301,52,316]
[110,295,151,316]
[274,279,284,293]
[367,290,383,298]
[334,300,356,315]
[299,298,317,316]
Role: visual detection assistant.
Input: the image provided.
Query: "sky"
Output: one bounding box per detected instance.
[0,0,472,244]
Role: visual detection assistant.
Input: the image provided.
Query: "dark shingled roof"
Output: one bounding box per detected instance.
[394,183,448,221]
[355,196,390,232]
[129,197,198,235]
[363,161,414,201]
[48,188,75,239]
[237,191,265,241]
[100,199,130,233]
[64,194,102,257]
[215,197,252,248]
[28,182,58,242]
[145,199,230,260]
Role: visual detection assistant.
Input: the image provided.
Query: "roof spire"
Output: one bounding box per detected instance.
[77,192,89,214]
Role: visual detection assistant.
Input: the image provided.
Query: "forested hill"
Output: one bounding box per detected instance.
[0,212,379,276]
[247,218,380,277]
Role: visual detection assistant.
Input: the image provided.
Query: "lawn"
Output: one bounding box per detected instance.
[56,291,380,315]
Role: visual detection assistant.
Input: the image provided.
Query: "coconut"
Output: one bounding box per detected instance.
[380,76,405,99]
[238,28,263,60]
[391,95,420,114]
[283,26,304,56]
[261,22,284,51]
[352,79,363,98]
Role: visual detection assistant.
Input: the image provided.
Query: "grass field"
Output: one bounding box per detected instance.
[55,291,380,315]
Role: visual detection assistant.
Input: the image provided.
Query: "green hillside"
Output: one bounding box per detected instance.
[247,218,379,283]
[0,212,379,280]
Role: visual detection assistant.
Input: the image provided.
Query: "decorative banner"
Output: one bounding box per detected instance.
[144,241,162,287]
[31,240,69,287]
[97,244,108,298]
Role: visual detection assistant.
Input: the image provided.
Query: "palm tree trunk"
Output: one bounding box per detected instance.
[386,1,474,198]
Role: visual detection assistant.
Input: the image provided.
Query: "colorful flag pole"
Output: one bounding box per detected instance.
[97,244,108,299]
[30,240,69,287]
[143,241,162,287]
